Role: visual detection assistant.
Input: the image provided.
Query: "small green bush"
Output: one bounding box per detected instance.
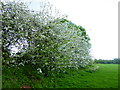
[85,65,100,73]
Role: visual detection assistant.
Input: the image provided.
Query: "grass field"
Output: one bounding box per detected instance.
[2,64,118,88]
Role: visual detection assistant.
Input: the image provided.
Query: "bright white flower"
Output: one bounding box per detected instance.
[37,68,42,73]
[12,60,15,63]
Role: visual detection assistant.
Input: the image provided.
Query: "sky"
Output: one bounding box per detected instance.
[8,0,119,60]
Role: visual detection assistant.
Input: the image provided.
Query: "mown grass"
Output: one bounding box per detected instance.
[2,64,118,88]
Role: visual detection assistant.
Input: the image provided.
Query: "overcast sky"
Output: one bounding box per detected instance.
[8,0,119,60]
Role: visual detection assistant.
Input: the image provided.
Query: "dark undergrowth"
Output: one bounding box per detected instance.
[2,64,118,88]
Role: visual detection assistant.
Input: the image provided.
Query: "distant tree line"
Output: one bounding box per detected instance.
[95,58,120,64]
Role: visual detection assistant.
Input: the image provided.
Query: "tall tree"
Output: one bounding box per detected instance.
[1,0,92,75]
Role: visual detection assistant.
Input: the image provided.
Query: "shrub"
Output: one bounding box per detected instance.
[1,0,92,75]
[85,65,100,73]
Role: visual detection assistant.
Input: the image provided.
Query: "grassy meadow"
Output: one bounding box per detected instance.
[2,64,118,88]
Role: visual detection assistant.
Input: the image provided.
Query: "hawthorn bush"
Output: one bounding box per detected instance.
[1,0,92,75]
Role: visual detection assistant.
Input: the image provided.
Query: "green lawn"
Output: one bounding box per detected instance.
[2,64,118,88]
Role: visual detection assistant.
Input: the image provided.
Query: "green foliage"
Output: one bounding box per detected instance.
[113,58,120,64]
[85,65,100,73]
[95,58,120,64]
[2,0,92,75]
[2,64,118,88]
